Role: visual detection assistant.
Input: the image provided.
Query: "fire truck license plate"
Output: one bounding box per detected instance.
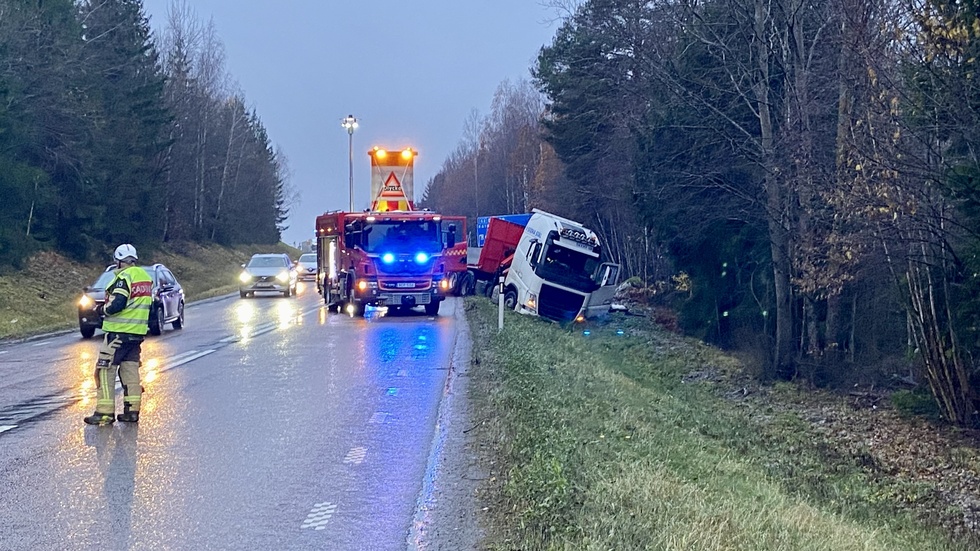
[396,282,415,288]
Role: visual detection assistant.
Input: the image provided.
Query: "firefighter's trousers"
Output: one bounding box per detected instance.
[93,333,143,416]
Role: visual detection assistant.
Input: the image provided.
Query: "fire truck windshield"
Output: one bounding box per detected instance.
[362,221,442,254]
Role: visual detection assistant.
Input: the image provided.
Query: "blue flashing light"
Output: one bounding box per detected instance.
[382,252,395,264]
[414,252,429,264]
[616,329,625,336]
[583,330,591,336]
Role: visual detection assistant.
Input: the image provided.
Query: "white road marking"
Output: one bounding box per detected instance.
[161,349,216,372]
[369,412,389,424]
[300,502,337,530]
[397,369,408,377]
[0,350,9,354]
[343,447,367,465]
[0,425,16,433]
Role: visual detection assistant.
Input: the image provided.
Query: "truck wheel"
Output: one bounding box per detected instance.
[483,276,497,298]
[460,272,475,296]
[504,289,518,310]
[424,302,440,316]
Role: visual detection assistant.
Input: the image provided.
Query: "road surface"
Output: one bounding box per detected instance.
[0,284,470,550]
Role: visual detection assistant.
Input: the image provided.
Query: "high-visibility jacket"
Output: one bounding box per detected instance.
[101,266,152,335]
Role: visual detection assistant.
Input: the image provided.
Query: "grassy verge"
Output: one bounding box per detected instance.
[465,298,973,550]
[0,242,298,340]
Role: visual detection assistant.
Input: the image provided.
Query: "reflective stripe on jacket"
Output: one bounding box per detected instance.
[102,266,152,335]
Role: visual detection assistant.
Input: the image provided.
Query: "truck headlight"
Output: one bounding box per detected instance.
[526,293,537,312]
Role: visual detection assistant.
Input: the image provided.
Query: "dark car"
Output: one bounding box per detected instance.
[77,263,185,339]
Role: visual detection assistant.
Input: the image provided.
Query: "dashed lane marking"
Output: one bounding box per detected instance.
[369,412,389,424]
[160,349,215,373]
[343,447,367,465]
[0,426,16,434]
[300,502,337,530]
[397,369,408,377]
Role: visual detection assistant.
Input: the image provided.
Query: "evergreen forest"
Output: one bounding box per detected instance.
[0,0,289,269]
[420,0,980,426]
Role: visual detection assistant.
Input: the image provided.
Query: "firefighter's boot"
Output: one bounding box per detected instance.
[84,413,115,426]
[117,403,139,423]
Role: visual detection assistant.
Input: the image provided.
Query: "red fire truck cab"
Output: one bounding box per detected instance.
[314,210,458,316]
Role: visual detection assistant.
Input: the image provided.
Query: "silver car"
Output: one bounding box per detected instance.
[295,253,317,281]
[239,253,297,298]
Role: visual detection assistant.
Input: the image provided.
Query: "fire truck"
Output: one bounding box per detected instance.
[313,146,460,316]
[314,210,457,316]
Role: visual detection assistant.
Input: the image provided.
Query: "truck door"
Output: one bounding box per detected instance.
[584,262,621,318]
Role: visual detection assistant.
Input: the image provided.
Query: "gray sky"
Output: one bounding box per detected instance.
[139,0,561,246]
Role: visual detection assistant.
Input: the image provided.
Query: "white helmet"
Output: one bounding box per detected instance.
[113,244,138,262]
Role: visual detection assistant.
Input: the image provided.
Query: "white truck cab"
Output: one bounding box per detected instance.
[502,209,620,323]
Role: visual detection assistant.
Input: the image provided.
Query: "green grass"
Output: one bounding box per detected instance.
[465,299,971,550]
[0,242,299,340]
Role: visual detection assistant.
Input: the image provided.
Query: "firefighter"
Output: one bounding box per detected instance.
[83,244,152,426]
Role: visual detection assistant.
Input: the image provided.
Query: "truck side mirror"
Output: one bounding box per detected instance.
[447,224,456,248]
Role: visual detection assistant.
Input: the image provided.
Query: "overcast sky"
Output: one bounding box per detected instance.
[139,0,562,246]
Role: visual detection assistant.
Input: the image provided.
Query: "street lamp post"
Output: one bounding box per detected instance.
[341,115,358,211]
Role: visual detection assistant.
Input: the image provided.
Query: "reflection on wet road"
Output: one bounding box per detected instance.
[0,289,462,550]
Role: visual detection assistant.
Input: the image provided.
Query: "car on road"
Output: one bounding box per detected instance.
[78,263,186,339]
[239,253,297,297]
[295,253,317,281]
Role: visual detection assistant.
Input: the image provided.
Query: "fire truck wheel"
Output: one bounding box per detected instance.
[504,289,518,310]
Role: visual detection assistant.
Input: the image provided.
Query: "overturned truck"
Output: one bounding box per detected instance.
[461,209,620,323]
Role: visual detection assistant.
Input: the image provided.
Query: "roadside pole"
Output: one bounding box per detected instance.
[498,276,504,331]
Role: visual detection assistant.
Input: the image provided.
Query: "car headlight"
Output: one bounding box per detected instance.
[239,272,253,283]
[276,271,290,283]
[79,295,93,308]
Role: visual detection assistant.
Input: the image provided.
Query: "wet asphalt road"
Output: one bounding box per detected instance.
[0,283,463,550]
